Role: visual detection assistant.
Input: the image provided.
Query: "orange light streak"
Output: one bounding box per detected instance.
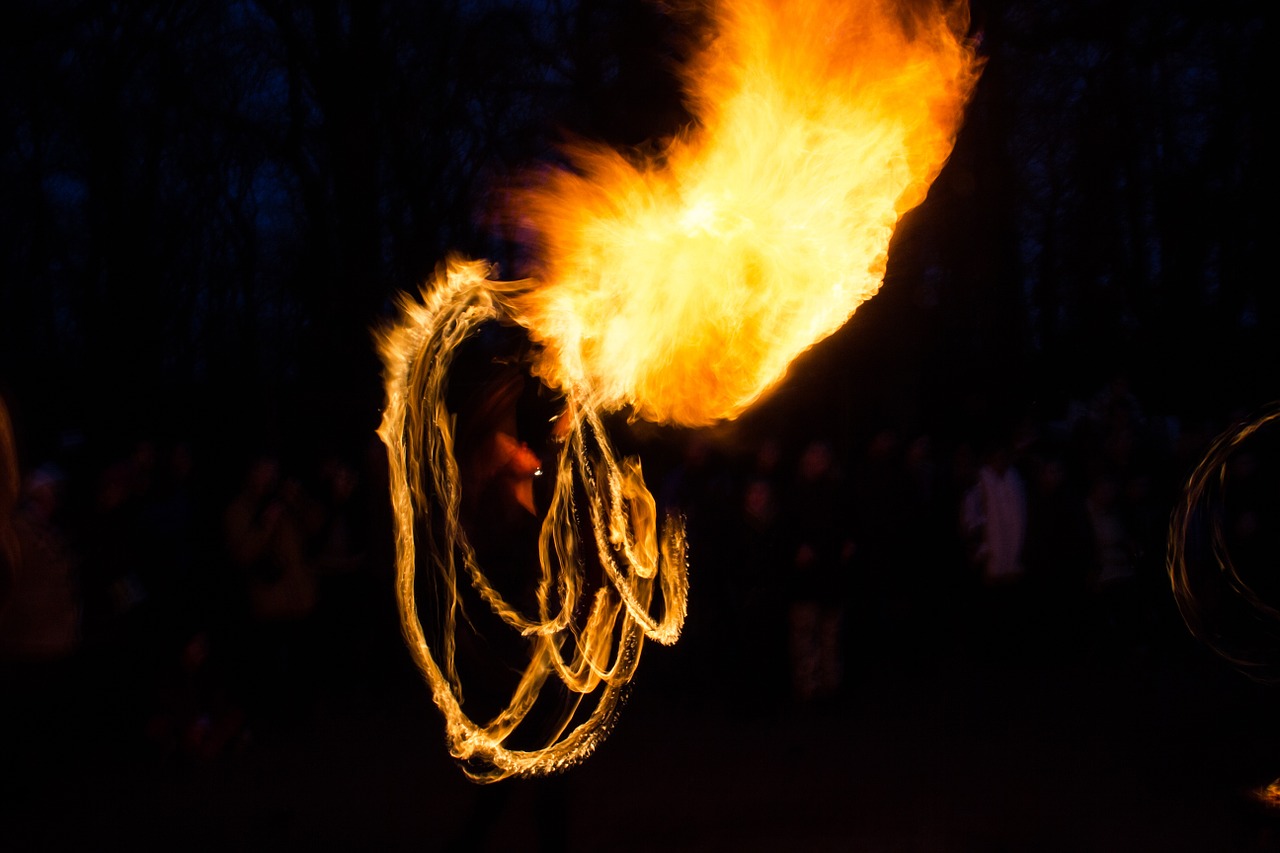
[1168,404,1280,681]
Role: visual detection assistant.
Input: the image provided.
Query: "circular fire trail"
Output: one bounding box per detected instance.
[379,261,687,782]
[1167,404,1280,683]
[1168,404,1280,808]
[379,0,981,781]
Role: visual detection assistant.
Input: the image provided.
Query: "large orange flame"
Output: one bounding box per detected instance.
[379,0,981,781]
[512,0,982,426]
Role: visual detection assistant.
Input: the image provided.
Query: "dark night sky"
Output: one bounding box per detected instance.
[0,0,1272,458]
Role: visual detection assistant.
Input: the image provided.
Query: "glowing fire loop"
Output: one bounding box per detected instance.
[378,0,981,781]
[1167,405,1280,682]
[1167,404,1280,807]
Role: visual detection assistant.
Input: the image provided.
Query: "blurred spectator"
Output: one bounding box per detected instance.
[80,448,168,753]
[784,438,853,704]
[660,433,736,697]
[961,437,1028,588]
[1,397,18,582]
[140,440,201,615]
[310,456,369,579]
[308,454,378,698]
[0,465,81,663]
[1022,450,1096,658]
[960,434,1029,660]
[850,427,909,665]
[897,431,957,660]
[223,453,320,729]
[82,459,146,640]
[725,460,788,709]
[224,454,319,624]
[0,461,84,799]
[1084,470,1140,657]
[1086,473,1136,591]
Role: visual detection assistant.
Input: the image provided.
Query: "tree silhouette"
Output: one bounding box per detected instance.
[0,0,1269,456]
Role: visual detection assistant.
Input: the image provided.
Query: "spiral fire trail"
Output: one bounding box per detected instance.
[1168,405,1280,683]
[1167,403,1280,808]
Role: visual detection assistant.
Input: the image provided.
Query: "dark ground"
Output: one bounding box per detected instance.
[4,592,1279,853]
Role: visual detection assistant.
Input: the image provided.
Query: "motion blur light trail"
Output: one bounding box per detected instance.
[1168,404,1280,807]
[379,0,980,781]
[1168,405,1280,682]
[379,262,688,782]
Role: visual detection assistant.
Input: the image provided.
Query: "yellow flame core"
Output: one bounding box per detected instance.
[378,0,980,781]
[512,0,982,426]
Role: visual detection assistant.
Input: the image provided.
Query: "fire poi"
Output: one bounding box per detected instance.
[378,0,982,782]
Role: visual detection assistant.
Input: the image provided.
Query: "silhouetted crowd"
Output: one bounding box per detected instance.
[655,375,1238,710]
[1,409,401,799]
[0,374,1251,798]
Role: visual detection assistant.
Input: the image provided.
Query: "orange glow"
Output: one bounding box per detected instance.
[1,396,18,573]
[1167,404,1280,680]
[379,0,980,781]
[1255,778,1280,809]
[511,0,982,426]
